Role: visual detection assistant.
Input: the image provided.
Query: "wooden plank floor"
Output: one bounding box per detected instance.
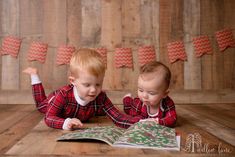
[0,104,234,157]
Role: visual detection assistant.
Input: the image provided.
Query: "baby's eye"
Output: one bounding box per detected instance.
[138,89,143,92]
[83,83,90,87]
[96,84,101,87]
[149,92,156,95]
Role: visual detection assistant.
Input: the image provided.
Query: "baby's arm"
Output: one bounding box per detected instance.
[124,93,132,98]
[158,97,177,127]
[159,108,176,127]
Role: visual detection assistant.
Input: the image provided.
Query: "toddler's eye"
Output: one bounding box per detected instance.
[138,88,143,92]
[96,84,101,87]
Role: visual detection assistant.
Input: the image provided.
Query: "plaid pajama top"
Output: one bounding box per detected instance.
[32,83,142,129]
[123,96,177,127]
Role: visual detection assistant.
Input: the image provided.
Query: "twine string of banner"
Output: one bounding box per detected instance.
[0,28,235,67]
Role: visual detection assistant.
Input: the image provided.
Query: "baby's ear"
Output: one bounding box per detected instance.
[68,76,75,84]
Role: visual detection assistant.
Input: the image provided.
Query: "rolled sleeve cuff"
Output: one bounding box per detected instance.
[31,74,41,85]
[62,118,72,130]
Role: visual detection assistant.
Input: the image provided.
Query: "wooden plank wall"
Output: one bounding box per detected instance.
[0,0,235,104]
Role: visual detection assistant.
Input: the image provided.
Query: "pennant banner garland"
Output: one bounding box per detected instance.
[0,27,234,68]
[96,47,107,66]
[115,48,133,68]
[56,45,75,65]
[215,28,235,52]
[27,41,48,63]
[0,36,21,58]
[167,41,187,64]
[138,45,156,66]
[193,35,213,57]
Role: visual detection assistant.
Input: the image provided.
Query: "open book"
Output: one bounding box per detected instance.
[57,121,180,151]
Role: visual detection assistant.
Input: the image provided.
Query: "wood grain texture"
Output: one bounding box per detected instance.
[122,0,141,38]
[200,0,228,90]
[1,104,234,156]
[0,0,235,100]
[67,0,81,48]
[1,90,235,104]
[0,0,2,90]
[101,0,122,90]
[159,0,184,90]
[42,0,67,89]
[152,0,160,60]
[19,0,43,90]
[223,0,235,89]
[80,0,101,47]
[183,0,201,89]
[1,0,20,90]
[0,104,42,154]
[200,0,214,90]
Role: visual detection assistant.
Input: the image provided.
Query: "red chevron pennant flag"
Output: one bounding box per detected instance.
[167,41,187,64]
[138,45,156,66]
[96,47,107,66]
[27,41,48,63]
[193,35,213,57]
[1,36,21,58]
[115,47,133,68]
[56,45,75,65]
[215,28,235,52]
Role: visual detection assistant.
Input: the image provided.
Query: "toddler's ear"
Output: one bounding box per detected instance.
[69,76,75,84]
[163,89,170,98]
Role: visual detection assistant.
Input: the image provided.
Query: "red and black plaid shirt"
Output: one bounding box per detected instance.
[123,96,177,127]
[32,83,142,129]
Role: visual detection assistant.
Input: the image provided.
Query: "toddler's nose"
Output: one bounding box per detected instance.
[90,86,97,93]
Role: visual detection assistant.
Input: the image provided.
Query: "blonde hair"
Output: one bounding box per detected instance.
[140,61,171,89]
[69,48,105,78]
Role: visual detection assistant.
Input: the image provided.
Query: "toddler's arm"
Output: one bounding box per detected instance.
[63,118,83,130]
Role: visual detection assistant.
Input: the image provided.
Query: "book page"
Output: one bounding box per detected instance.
[57,126,125,146]
[113,121,179,150]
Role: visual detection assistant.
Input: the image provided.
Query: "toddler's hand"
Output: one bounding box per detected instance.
[68,118,83,130]
[23,67,38,75]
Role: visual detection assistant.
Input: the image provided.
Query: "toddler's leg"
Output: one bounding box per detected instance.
[32,83,48,114]
[23,67,48,114]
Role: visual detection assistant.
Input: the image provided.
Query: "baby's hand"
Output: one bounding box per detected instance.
[23,67,38,75]
[124,93,132,98]
[140,118,159,124]
[67,118,83,130]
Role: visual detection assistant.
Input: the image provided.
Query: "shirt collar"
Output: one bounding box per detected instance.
[146,99,164,117]
[73,86,89,106]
